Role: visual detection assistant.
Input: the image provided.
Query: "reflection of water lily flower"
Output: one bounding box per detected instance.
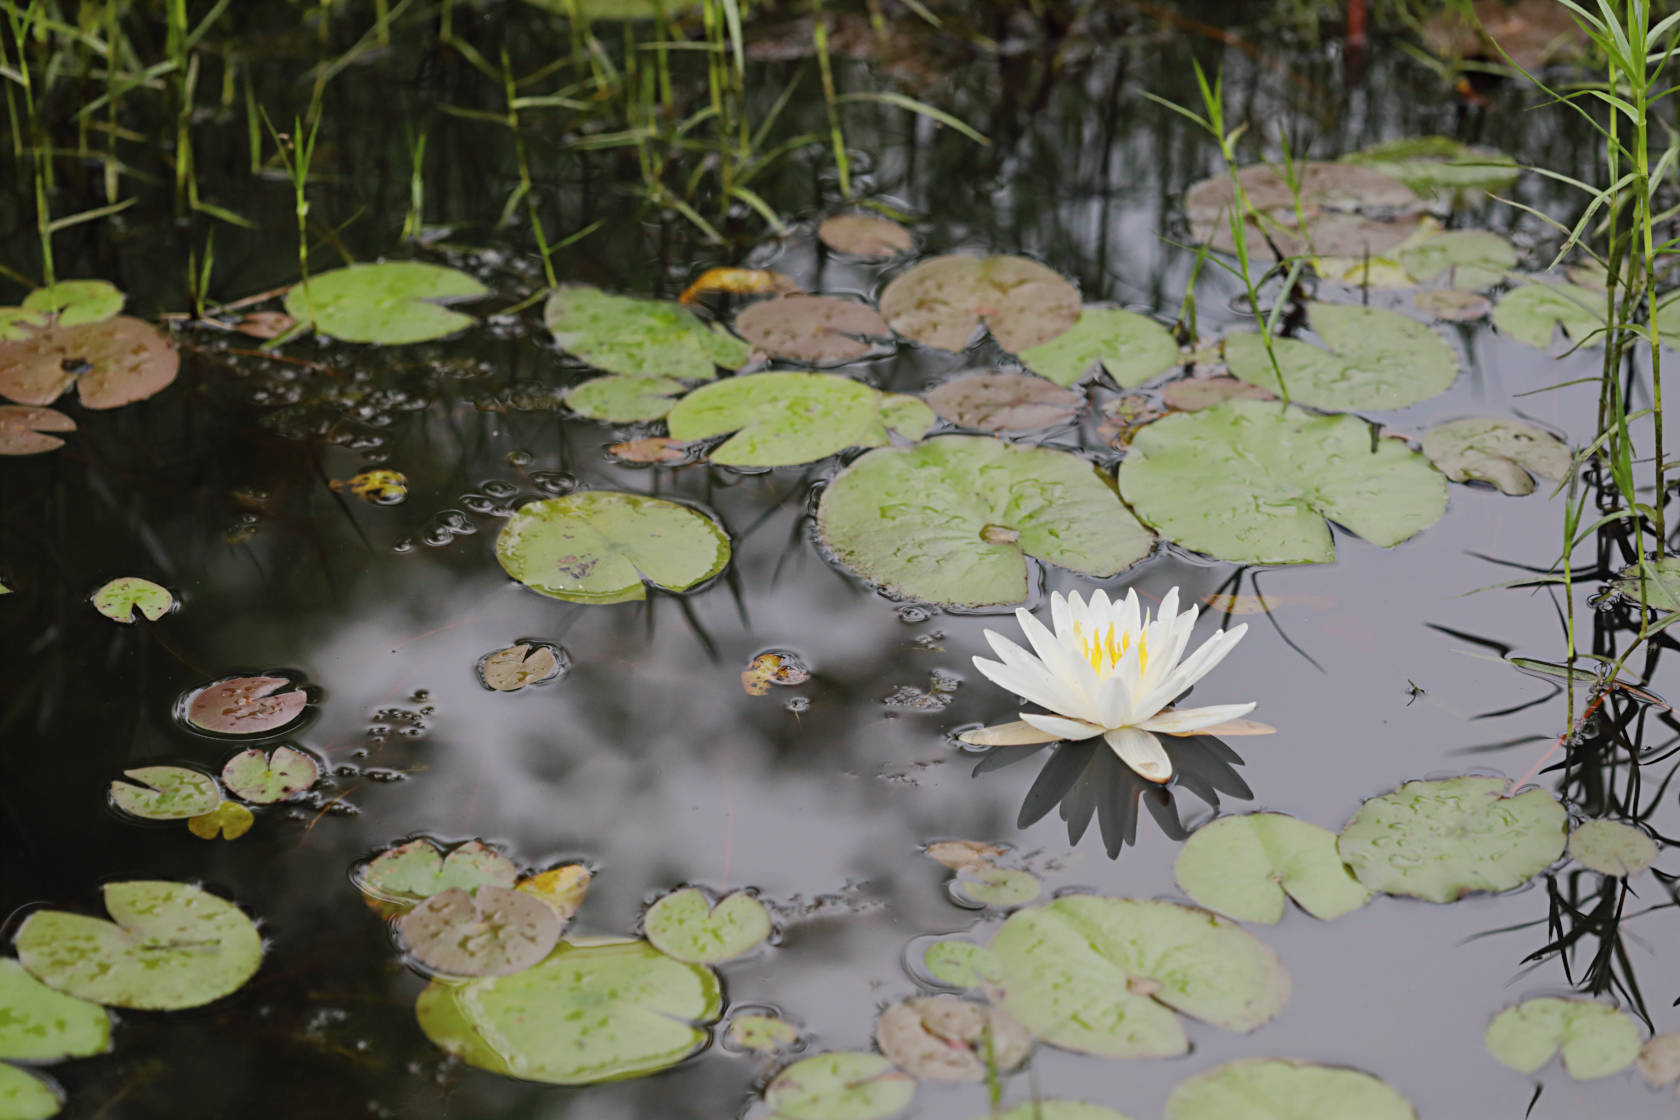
[960,588,1272,783]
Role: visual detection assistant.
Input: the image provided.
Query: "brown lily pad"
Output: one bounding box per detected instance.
[185,675,308,735]
[1160,377,1275,412]
[735,295,890,363]
[880,255,1080,353]
[608,436,688,463]
[1422,0,1588,70]
[924,371,1081,431]
[478,643,568,691]
[0,317,178,409]
[1184,163,1420,262]
[1415,289,1493,322]
[233,311,298,339]
[818,213,914,258]
[399,885,562,978]
[0,404,75,454]
[875,996,1031,1081]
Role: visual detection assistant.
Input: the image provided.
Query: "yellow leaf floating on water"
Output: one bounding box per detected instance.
[515,865,591,923]
[924,840,1005,871]
[679,268,800,306]
[741,651,811,696]
[329,469,408,505]
[187,801,254,841]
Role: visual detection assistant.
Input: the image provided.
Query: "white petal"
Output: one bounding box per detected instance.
[1016,608,1096,707]
[1137,701,1258,734]
[1021,712,1107,741]
[957,721,1063,746]
[1157,586,1180,625]
[973,648,1089,721]
[1104,726,1172,783]
[1050,592,1075,643]
[1145,623,1249,710]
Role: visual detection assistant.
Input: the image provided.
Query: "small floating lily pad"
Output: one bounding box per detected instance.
[734,296,889,363]
[1336,776,1566,903]
[1017,307,1180,387]
[0,318,178,409]
[819,214,913,258]
[545,286,749,381]
[1118,399,1447,564]
[818,435,1153,607]
[0,1064,60,1120]
[730,1014,800,1052]
[1165,1059,1416,1120]
[875,996,1030,1081]
[1223,303,1459,411]
[399,886,562,978]
[1341,136,1520,198]
[222,746,319,804]
[15,881,262,1010]
[90,577,173,623]
[991,896,1289,1058]
[566,374,687,422]
[415,938,722,1084]
[922,940,1004,988]
[1421,417,1570,495]
[1568,820,1657,877]
[1401,231,1516,289]
[1174,813,1371,924]
[880,255,1079,353]
[765,1051,916,1120]
[0,958,110,1062]
[283,262,487,345]
[1485,997,1641,1080]
[185,676,307,735]
[496,491,731,604]
[186,801,254,840]
[358,839,519,907]
[1185,162,1420,261]
[951,866,1040,908]
[666,372,933,466]
[925,372,1081,431]
[108,766,220,820]
[22,280,124,325]
[644,888,771,964]
[0,406,75,455]
[924,840,1005,870]
[478,643,567,691]
[1493,282,1604,348]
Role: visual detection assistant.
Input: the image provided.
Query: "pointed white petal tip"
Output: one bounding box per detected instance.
[1163,717,1275,738]
[956,721,1062,747]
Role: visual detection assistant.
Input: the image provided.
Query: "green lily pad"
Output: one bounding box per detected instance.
[566,374,686,422]
[1118,399,1448,565]
[990,896,1289,1058]
[734,296,889,363]
[15,881,262,1010]
[1223,303,1459,411]
[643,888,771,964]
[357,838,518,907]
[22,280,123,325]
[0,1065,60,1120]
[985,1104,1135,1120]
[879,255,1079,353]
[1017,307,1180,387]
[1421,417,1570,496]
[1614,556,1680,611]
[666,372,932,467]
[817,435,1153,608]
[765,1051,916,1120]
[729,1014,800,1052]
[415,938,722,1084]
[875,995,1030,1081]
[922,940,1003,988]
[283,262,486,345]
[1568,820,1657,877]
[924,372,1081,432]
[1165,1059,1416,1120]
[186,800,254,841]
[185,676,307,735]
[496,491,731,604]
[1485,997,1641,1080]
[1174,813,1371,924]
[0,406,75,455]
[221,746,319,804]
[0,958,110,1062]
[1400,231,1516,289]
[951,867,1040,908]
[1337,776,1567,903]
[400,886,562,978]
[0,317,178,409]
[0,308,46,342]
[545,286,749,381]
[108,766,221,820]
[90,577,174,623]
[1340,136,1520,198]
[1492,282,1604,348]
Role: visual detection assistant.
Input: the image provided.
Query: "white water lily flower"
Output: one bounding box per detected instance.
[960,587,1273,783]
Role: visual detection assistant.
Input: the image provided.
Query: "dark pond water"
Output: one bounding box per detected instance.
[3,2,1678,1118]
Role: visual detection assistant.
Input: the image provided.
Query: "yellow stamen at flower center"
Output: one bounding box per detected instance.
[1074,621,1146,678]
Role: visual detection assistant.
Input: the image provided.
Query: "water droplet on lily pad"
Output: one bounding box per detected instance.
[1336,776,1566,903]
[1118,399,1447,565]
[818,435,1153,607]
[109,766,221,820]
[0,958,110,1062]
[1165,1059,1416,1120]
[1568,819,1656,877]
[283,262,487,345]
[478,642,569,691]
[21,280,123,325]
[1485,997,1641,1080]
[734,295,889,363]
[819,214,913,258]
[0,317,177,409]
[0,1064,61,1120]
[875,995,1030,1081]
[184,675,308,736]
[1017,306,1179,388]
[1174,812,1371,924]
[222,746,320,804]
[0,406,75,455]
[666,371,932,467]
[186,800,254,840]
[15,881,263,1010]
[1223,303,1459,411]
[544,285,749,381]
[90,577,174,623]
[643,888,772,964]
[496,491,731,604]
[1492,281,1604,348]
[765,1051,916,1120]
[880,255,1079,353]
[924,372,1081,432]
[399,886,562,978]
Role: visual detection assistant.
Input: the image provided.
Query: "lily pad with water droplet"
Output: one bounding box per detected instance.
[766,1051,916,1120]
[566,374,687,422]
[986,1104,1135,1120]
[0,958,110,1062]
[1568,820,1657,877]
[819,214,913,258]
[880,255,1079,353]
[415,938,721,1084]
[399,886,562,978]
[0,318,178,409]
[818,435,1153,608]
[22,280,124,326]
[875,996,1030,1081]
[90,577,173,623]
[1174,813,1371,924]
[15,881,262,1010]
[186,801,254,840]
[1340,136,1520,198]
[108,766,220,820]
[185,676,307,736]
[990,896,1289,1058]
[922,940,1003,988]
[283,262,487,345]
[1485,997,1641,1080]
[734,296,890,364]
[1421,417,1570,496]
[358,839,519,908]
[221,746,319,804]
[1336,776,1566,903]
[952,867,1040,908]
[1400,231,1516,289]
[666,372,933,467]
[1492,282,1604,348]
[1118,399,1447,565]
[1017,307,1180,387]
[1223,303,1459,411]
[925,372,1081,432]
[644,888,771,964]
[1165,1059,1416,1120]
[496,491,731,604]
[0,406,74,455]
[545,285,750,381]
[0,1064,60,1120]
[478,643,567,691]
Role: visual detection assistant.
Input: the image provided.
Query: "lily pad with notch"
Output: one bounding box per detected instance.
[566,374,687,423]
[1017,307,1180,388]
[184,676,308,736]
[817,435,1153,608]
[283,262,487,345]
[1118,399,1448,565]
[1568,819,1657,877]
[1485,997,1641,1080]
[22,280,124,326]
[1174,812,1371,924]
[666,371,933,467]
[0,406,74,455]
[643,888,772,964]
[108,766,221,820]
[879,255,1079,353]
[1421,417,1570,496]
[925,372,1081,432]
[496,491,731,604]
[399,886,562,978]
[1166,1058,1416,1120]
[765,1051,916,1120]
[90,577,173,623]
[545,285,750,381]
[0,958,110,1062]
[478,642,569,691]
[734,296,890,363]
[222,746,319,804]
[357,838,519,910]
[1492,282,1604,348]
[951,867,1040,909]
[0,318,178,409]
[186,801,254,840]
[1222,302,1459,411]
